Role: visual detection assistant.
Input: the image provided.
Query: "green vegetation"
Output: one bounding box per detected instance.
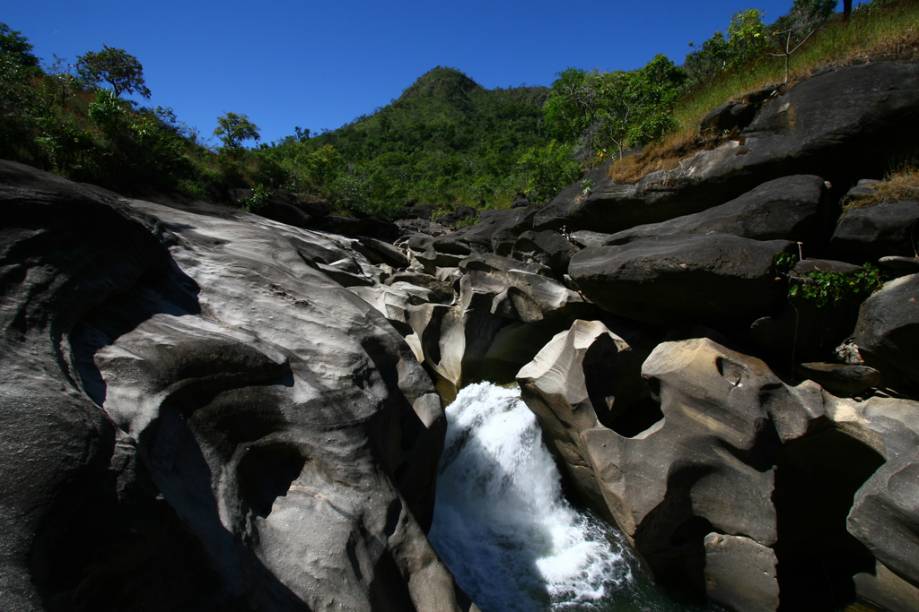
[0,0,914,218]
[614,0,918,182]
[262,67,551,216]
[76,45,151,98]
[845,165,919,209]
[788,264,883,308]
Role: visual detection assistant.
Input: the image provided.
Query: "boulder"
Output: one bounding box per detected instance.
[603,175,827,246]
[450,206,537,254]
[703,533,779,612]
[512,229,578,276]
[579,338,795,598]
[699,84,779,136]
[535,62,919,234]
[516,320,653,513]
[830,200,919,263]
[569,234,792,325]
[878,255,919,276]
[854,273,919,389]
[0,161,470,612]
[824,394,919,595]
[407,255,595,398]
[796,362,881,397]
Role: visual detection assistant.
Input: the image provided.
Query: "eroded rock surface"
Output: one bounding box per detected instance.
[0,161,471,612]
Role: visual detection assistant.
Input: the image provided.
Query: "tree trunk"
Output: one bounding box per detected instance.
[843,0,852,20]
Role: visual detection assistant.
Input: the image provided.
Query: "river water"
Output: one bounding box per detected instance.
[428,382,693,612]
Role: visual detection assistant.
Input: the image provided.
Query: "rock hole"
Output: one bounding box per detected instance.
[773,428,885,610]
[237,443,306,518]
[716,356,745,387]
[584,335,663,438]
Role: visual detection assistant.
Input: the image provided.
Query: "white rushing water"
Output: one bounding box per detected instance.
[428,382,636,611]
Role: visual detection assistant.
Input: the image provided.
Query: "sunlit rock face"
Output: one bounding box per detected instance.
[0,161,470,612]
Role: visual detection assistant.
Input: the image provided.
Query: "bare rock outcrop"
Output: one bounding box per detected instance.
[0,161,471,612]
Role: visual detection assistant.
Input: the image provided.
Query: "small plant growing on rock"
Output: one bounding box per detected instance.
[243,183,271,213]
[788,264,883,308]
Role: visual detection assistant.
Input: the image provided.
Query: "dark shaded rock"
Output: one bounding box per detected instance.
[700,84,779,136]
[536,63,919,234]
[840,179,882,207]
[855,273,919,389]
[401,201,438,220]
[830,200,919,263]
[879,255,919,276]
[569,234,792,325]
[603,175,827,247]
[451,206,537,254]
[395,217,450,237]
[437,205,477,227]
[791,258,860,276]
[512,229,578,276]
[431,235,474,256]
[511,194,531,208]
[796,362,881,397]
[569,230,613,249]
[312,214,401,241]
[355,236,410,269]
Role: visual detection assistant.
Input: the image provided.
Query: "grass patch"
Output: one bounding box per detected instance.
[845,165,919,208]
[611,1,919,183]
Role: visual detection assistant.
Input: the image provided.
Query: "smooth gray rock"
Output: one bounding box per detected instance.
[407,255,595,397]
[0,161,471,612]
[703,533,779,612]
[516,320,652,513]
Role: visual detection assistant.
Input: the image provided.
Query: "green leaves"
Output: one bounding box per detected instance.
[787,264,883,308]
[543,55,684,160]
[515,140,581,203]
[214,112,260,150]
[76,46,151,98]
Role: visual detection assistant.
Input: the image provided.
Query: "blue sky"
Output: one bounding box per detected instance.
[7,1,859,144]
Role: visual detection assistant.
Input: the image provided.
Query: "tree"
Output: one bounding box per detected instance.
[844,0,853,20]
[0,22,38,68]
[76,46,151,98]
[515,140,580,203]
[214,112,260,149]
[770,0,835,83]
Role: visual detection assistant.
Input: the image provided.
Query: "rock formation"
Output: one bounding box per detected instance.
[3,60,919,612]
[0,161,472,612]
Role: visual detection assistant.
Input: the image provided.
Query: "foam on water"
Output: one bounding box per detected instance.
[428,382,635,611]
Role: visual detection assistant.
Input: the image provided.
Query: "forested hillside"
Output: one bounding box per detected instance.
[1,0,916,220]
[261,67,564,217]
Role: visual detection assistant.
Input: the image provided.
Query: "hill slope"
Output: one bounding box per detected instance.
[269,67,551,216]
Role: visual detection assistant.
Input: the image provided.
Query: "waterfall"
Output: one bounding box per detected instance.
[429,382,679,611]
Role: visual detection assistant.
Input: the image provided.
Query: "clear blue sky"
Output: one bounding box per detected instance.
[7,1,859,144]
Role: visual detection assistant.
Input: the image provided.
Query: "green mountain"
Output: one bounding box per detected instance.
[269,66,551,216]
